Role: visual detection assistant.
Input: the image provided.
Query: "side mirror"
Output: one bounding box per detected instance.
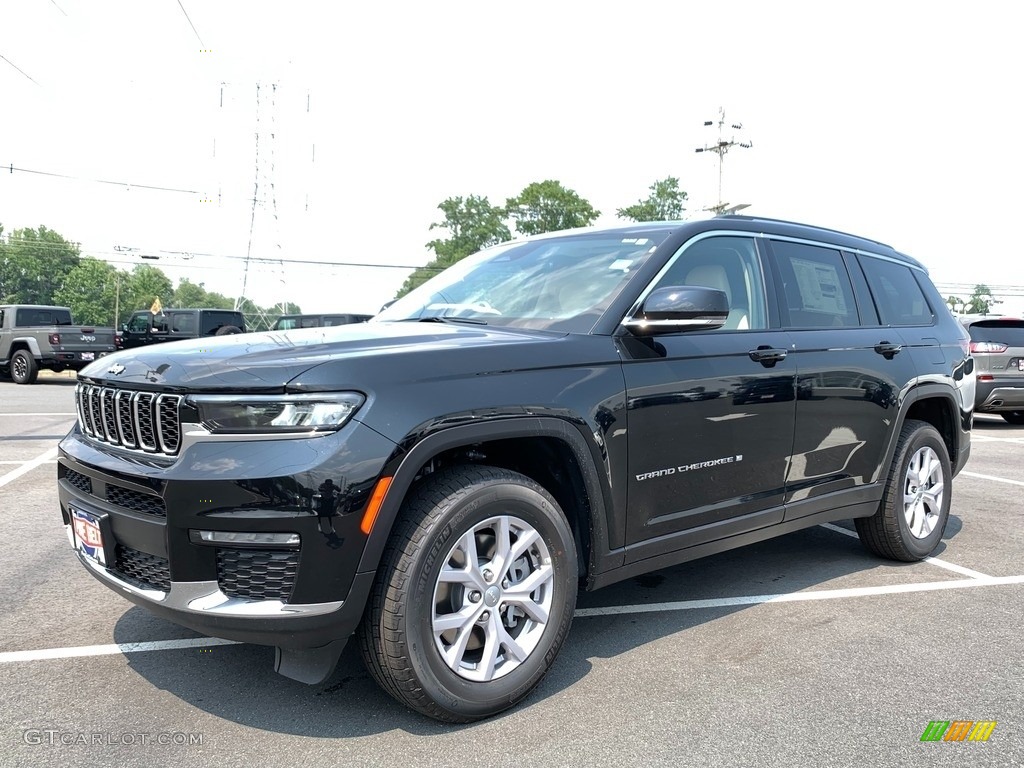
[623,285,729,335]
[121,323,128,332]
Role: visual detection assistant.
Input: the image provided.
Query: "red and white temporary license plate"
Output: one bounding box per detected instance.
[70,506,106,565]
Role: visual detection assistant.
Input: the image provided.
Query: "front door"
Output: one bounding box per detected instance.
[620,234,797,557]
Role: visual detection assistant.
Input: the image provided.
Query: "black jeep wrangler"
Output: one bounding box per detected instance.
[118,308,245,350]
[58,217,974,722]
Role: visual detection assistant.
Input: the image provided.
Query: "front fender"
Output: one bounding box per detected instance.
[355,416,621,581]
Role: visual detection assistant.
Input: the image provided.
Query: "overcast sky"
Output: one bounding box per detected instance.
[3,0,1023,315]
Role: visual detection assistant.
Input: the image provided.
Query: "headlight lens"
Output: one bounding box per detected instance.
[189,393,364,434]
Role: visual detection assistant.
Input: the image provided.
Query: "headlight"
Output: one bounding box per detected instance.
[189,393,364,434]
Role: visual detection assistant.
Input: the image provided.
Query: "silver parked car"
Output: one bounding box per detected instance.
[961,315,1024,424]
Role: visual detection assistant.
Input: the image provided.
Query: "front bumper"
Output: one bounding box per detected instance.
[57,420,397,651]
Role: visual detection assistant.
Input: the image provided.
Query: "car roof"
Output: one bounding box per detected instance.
[511,216,922,269]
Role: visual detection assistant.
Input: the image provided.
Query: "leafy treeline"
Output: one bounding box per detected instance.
[0,175,687,318]
[398,176,686,296]
[0,225,299,330]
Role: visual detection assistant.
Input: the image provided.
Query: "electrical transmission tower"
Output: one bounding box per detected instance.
[695,107,753,215]
[235,81,283,329]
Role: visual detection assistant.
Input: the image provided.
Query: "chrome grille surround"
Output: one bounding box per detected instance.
[75,384,183,457]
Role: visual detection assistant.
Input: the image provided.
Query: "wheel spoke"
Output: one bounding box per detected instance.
[507,528,540,567]
[496,623,529,663]
[922,481,944,512]
[441,621,477,669]
[504,594,549,624]
[907,500,924,537]
[504,562,553,598]
[433,604,479,634]
[492,516,512,575]
[437,563,484,590]
[479,618,502,679]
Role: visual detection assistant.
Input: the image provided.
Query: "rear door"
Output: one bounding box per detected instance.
[766,240,918,518]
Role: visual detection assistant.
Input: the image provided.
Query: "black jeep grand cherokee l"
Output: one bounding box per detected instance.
[58,217,974,722]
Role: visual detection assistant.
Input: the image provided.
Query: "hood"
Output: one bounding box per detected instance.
[77,321,572,391]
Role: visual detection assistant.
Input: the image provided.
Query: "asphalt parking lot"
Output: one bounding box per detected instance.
[1,375,1021,768]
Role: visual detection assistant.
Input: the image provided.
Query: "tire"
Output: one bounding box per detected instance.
[10,350,39,385]
[358,465,578,722]
[1001,411,1024,426]
[855,419,951,561]
[214,325,243,336]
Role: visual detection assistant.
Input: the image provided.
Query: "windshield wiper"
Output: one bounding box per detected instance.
[416,316,488,325]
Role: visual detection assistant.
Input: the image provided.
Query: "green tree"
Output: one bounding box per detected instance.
[172,278,211,308]
[53,258,122,327]
[397,195,511,298]
[617,177,688,222]
[505,180,600,237]
[123,264,174,313]
[0,225,81,304]
[966,284,998,314]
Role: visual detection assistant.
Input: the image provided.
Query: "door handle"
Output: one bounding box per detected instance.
[874,341,902,359]
[749,346,788,367]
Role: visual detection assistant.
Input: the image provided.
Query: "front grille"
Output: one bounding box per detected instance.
[76,384,182,456]
[112,544,171,592]
[217,549,299,602]
[64,468,93,495]
[106,484,166,517]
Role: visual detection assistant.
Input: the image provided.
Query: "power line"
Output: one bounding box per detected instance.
[4,164,200,194]
[0,53,41,87]
[176,0,205,47]
[1,234,444,271]
[49,0,68,16]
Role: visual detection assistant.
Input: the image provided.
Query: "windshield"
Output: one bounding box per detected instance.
[374,230,673,333]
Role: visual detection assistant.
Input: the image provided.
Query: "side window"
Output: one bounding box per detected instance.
[772,241,858,328]
[649,236,767,330]
[170,312,197,334]
[151,315,169,334]
[127,314,150,333]
[859,256,934,326]
[200,312,239,335]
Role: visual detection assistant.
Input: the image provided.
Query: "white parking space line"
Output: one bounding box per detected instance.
[0,447,58,489]
[971,433,1024,444]
[961,471,1024,487]
[5,576,1023,665]
[0,637,241,665]
[0,413,76,417]
[0,460,58,465]
[575,575,1024,617]
[819,523,991,579]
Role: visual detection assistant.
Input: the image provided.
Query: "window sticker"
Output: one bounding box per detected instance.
[791,257,848,314]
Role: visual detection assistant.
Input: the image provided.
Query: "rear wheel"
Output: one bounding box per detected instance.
[359,465,577,722]
[855,419,951,561]
[11,350,38,385]
[1001,411,1024,426]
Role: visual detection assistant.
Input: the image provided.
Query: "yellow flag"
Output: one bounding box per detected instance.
[150,297,163,314]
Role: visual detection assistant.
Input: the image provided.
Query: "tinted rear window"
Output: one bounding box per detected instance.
[860,257,934,326]
[967,320,1024,347]
[15,308,73,326]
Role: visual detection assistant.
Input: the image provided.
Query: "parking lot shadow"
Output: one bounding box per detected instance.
[114,522,964,735]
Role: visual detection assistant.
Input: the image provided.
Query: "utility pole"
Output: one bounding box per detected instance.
[695,107,753,215]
